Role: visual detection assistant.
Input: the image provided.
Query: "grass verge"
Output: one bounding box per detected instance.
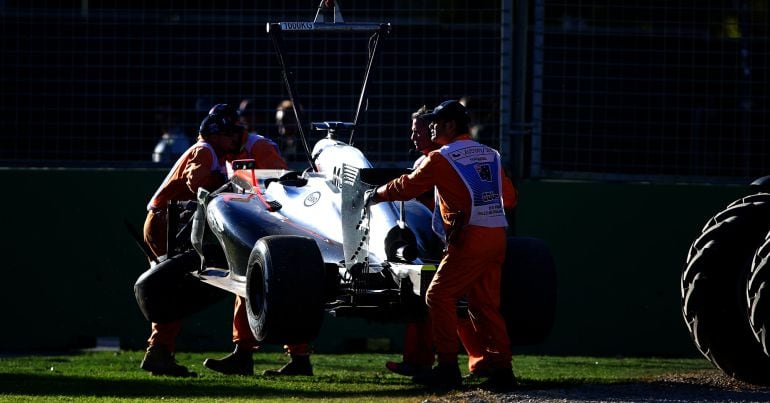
[0,351,712,402]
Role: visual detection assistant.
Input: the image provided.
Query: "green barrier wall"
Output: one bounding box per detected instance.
[514,180,747,357]
[0,169,749,357]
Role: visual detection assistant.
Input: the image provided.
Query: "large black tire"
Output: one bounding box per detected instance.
[748,234,770,356]
[501,237,557,346]
[687,194,770,262]
[245,235,326,345]
[682,193,770,385]
[134,250,228,323]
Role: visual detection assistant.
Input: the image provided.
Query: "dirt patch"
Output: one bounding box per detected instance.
[426,369,770,402]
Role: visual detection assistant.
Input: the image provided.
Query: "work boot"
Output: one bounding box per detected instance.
[478,367,516,390]
[385,361,431,377]
[203,344,254,376]
[262,354,314,376]
[140,345,196,377]
[463,367,494,380]
[412,362,462,388]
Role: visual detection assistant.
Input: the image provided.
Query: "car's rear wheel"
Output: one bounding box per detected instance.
[501,236,557,346]
[748,234,770,357]
[682,193,770,385]
[245,235,326,344]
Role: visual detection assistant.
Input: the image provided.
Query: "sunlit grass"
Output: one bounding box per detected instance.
[0,351,713,402]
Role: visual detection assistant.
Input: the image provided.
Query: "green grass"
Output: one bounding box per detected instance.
[0,351,713,402]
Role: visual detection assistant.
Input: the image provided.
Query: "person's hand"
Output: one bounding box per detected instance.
[363,188,381,208]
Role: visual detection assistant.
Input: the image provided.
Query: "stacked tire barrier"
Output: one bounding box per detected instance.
[682,177,770,385]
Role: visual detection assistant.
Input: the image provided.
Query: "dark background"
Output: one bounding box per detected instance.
[2,1,767,181]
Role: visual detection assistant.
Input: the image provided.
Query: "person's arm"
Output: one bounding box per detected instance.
[375,152,444,202]
[501,168,517,209]
[184,146,221,193]
[250,140,288,170]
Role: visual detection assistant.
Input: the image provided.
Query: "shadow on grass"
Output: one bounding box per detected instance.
[7,371,769,402]
[0,373,421,399]
[0,372,610,400]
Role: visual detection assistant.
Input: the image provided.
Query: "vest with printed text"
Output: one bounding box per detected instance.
[432,139,507,237]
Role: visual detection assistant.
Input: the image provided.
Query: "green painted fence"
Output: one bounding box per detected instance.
[0,168,749,357]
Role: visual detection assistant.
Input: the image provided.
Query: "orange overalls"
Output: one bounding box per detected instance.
[400,154,439,369]
[144,139,225,352]
[402,153,485,371]
[378,135,516,370]
[225,133,310,356]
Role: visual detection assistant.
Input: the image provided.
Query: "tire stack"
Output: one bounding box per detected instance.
[682,192,770,385]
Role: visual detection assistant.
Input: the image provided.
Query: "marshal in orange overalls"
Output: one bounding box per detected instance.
[376,133,516,373]
[144,139,228,354]
[391,110,518,377]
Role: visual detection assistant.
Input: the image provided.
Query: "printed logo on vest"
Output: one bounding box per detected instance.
[475,164,492,181]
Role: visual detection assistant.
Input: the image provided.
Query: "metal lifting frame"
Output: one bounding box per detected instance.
[266,0,391,170]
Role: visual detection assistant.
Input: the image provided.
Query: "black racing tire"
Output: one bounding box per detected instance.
[748,234,770,357]
[501,237,557,346]
[687,194,770,263]
[134,250,228,323]
[682,193,770,385]
[245,235,326,345]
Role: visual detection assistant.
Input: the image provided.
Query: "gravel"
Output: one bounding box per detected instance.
[425,369,770,402]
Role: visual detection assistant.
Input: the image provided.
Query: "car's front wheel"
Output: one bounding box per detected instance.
[245,235,326,345]
[134,250,228,323]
